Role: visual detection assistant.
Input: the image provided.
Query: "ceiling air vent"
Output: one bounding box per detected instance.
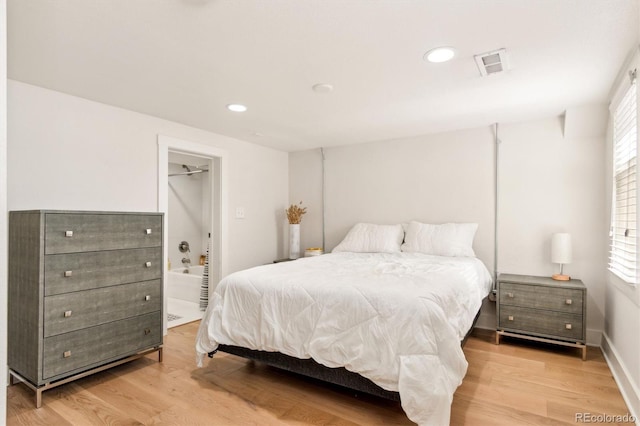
[474,48,509,77]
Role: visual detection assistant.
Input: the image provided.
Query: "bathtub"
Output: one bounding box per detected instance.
[167,265,204,304]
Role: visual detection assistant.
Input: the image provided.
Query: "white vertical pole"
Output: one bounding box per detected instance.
[321,147,326,251]
[493,123,500,290]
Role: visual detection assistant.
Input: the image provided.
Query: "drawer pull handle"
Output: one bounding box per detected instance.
[145,228,152,235]
[507,292,514,298]
[565,323,572,330]
[508,315,514,321]
[144,328,151,335]
[145,261,152,268]
[144,295,151,301]
[64,270,73,277]
[64,310,72,318]
[63,351,72,358]
[64,230,73,237]
[565,299,572,305]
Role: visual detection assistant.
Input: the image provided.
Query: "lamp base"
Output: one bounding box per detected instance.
[552,274,571,281]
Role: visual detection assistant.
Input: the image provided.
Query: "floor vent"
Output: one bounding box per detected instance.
[474,48,509,76]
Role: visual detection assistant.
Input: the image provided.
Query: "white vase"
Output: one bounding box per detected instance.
[289,224,300,259]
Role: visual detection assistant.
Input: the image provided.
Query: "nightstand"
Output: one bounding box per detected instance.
[496,273,587,360]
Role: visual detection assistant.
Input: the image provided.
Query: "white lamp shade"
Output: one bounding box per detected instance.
[551,233,572,264]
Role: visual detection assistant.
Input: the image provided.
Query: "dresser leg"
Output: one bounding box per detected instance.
[158,347,163,363]
[495,331,501,345]
[582,345,587,361]
[35,388,43,409]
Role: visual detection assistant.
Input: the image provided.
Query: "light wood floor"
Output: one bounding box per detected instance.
[7,322,632,425]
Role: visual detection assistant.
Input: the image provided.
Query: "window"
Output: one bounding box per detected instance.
[609,69,638,285]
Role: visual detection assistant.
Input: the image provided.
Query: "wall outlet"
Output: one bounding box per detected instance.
[235,207,245,219]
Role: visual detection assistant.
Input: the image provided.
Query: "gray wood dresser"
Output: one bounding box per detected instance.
[8,210,164,407]
[496,273,587,360]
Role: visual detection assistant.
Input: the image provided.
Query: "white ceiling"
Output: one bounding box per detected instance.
[7,0,639,152]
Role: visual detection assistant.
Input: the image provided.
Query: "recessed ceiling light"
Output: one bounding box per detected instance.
[312,83,334,94]
[226,104,247,112]
[424,47,456,63]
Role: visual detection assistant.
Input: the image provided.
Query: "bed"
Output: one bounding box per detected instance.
[196,222,493,425]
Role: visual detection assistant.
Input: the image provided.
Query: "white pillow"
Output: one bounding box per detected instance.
[401,221,478,257]
[332,223,404,253]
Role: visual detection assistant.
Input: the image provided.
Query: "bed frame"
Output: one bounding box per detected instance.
[208,307,482,401]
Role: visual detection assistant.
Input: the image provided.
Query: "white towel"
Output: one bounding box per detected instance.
[199,242,210,311]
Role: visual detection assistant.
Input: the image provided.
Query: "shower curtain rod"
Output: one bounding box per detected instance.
[168,169,209,177]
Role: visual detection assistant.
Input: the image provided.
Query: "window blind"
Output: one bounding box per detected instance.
[609,75,638,284]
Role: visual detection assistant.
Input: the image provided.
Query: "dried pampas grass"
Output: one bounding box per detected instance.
[286,201,307,224]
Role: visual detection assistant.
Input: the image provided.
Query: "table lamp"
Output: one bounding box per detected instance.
[551,233,572,281]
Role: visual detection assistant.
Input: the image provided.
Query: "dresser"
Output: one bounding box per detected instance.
[8,210,164,407]
[496,273,587,360]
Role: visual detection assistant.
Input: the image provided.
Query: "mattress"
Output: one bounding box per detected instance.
[196,252,492,425]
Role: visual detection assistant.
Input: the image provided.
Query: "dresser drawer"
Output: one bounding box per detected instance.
[44,280,161,337]
[42,311,162,381]
[499,282,583,315]
[44,247,162,296]
[499,305,584,342]
[45,213,162,254]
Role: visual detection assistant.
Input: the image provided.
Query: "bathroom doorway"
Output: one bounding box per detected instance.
[166,153,211,327]
[158,135,228,334]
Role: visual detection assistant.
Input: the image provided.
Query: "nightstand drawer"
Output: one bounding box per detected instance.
[42,311,162,380]
[499,306,584,342]
[44,247,162,296]
[45,213,162,254]
[44,280,161,337]
[499,282,583,315]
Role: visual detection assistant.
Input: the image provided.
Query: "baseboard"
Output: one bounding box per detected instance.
[473,324,495,332]
[601,332,640,425]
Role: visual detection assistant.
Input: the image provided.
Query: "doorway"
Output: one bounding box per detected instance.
[158,135,228,334]
[166,153,211,327]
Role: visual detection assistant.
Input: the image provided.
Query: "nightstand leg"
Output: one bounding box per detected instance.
[495,331,501,345]
[582,345,587,361]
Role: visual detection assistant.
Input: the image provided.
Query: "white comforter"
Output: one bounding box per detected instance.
[195,252,492,425]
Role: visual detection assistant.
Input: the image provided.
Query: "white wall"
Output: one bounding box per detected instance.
[323,127,496,265]
[290,115,607,338]
[8,80,289,274]
[0,0,7,422]
[498,114,607,342]
[288,149,324,252]
[603,44,640,420]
